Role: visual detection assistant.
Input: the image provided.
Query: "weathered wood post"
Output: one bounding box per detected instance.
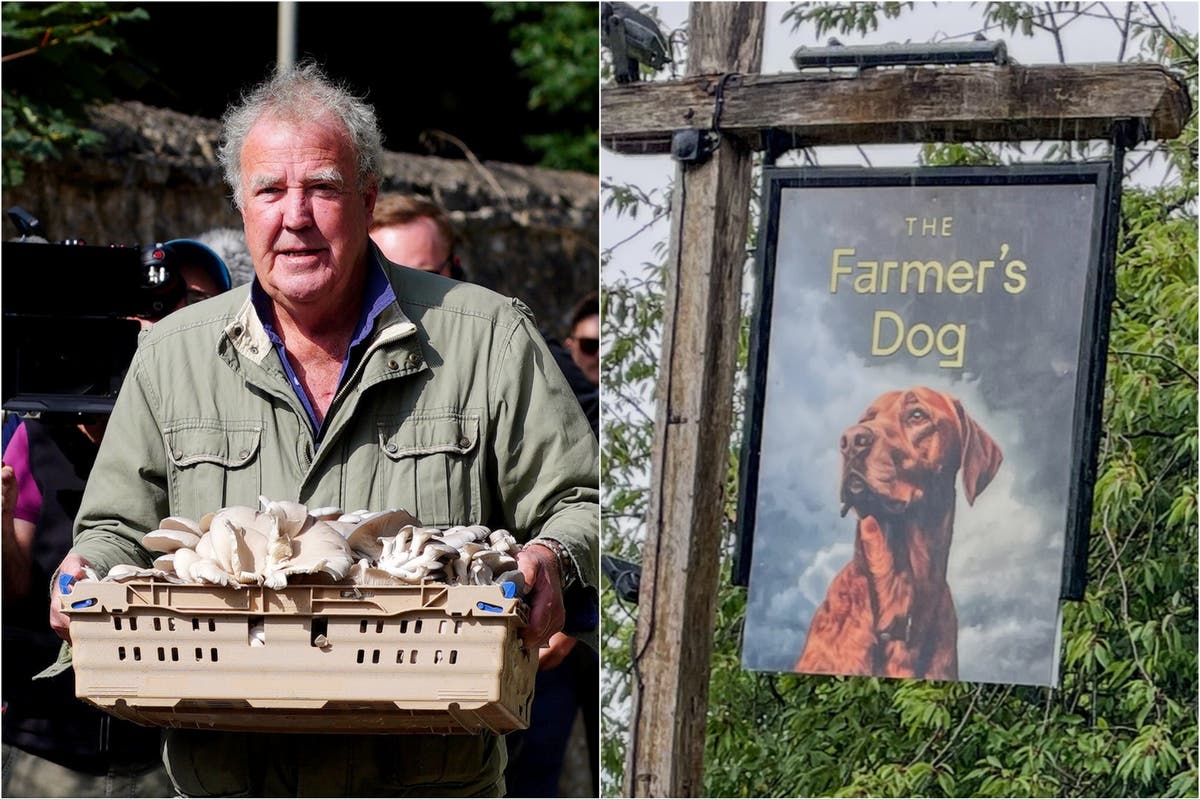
[622,4,765,797]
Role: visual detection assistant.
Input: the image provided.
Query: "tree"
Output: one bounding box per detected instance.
[601,3,1197,796]
[488,1,599,173]
[1,2,150,187]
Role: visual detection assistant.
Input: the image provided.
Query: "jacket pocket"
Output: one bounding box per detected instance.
[375,412,482,526]
[164,422,262,518]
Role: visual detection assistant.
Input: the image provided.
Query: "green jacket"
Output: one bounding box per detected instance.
[64,251,598,794]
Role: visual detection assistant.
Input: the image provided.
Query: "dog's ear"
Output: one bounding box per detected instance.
[953,399,1003,505]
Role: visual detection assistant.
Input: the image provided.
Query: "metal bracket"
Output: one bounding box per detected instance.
[671,72,740,165]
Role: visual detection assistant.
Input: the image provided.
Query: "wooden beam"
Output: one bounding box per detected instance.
[624,3,765,798]
[602,63,1192,154]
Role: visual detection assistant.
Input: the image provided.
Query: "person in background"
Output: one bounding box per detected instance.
[370,193,466,280]
[563,292,599,388]
[46,62,597,797]
[1,240,231,798]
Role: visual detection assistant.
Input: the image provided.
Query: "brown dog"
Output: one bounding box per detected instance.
[795,387,1002,680]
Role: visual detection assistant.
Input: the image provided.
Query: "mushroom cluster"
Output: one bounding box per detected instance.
[103,497,523,590]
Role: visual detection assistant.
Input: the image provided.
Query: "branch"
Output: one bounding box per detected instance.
[1111,350,1198,385]
[602,206,672,258]
[1142,2,1197,61]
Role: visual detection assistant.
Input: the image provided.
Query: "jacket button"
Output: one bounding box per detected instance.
[249,346,259,355]
[458,436,470,449]
[232,325,244,337]
[387,359,399,370]
[173,450,182,460]
[385,443,398,454]
[239,449,250,459]
[407,352,422,368]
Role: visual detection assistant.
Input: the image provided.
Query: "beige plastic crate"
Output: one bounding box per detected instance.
[62,580,537,735]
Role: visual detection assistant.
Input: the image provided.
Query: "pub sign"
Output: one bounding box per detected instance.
[736,165,1116,687]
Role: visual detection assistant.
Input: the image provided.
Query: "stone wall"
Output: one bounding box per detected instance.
[3,102,598,333]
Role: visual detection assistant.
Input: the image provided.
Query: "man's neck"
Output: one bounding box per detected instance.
[268,266,369,427]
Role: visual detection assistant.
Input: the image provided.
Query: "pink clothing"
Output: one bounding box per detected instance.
[3,421,43,523]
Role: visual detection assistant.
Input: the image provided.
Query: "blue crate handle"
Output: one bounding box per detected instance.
[58,573,97,609]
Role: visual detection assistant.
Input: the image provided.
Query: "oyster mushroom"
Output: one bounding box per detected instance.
[309,506,343,521]
[345,558,406,586]
[172,547,199,582]
[260,496,311,537]
[281,521,355,581]
[105,564,180,583]
[160,516,203,536]
[142,529,201,554]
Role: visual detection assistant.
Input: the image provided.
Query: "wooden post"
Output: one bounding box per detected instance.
[624,4,765,797]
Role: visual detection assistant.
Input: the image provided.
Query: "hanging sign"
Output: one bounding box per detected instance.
[736,165,1116,687]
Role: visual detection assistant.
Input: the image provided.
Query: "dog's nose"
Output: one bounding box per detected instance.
[840,425,875,457]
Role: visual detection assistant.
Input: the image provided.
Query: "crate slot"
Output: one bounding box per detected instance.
[310,617,328,647]
[248,617,265,647]
[132,646,141,661]
[118,646,127,660]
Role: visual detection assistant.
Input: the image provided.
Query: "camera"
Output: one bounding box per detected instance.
[2,207,189,415]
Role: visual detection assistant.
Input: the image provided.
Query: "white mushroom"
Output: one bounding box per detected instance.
[172,547,199,582]
[260,496,311,537]
[160,516,203,535]
[105,564,181,583]
[309,506,343,521]
[142,529,201,554]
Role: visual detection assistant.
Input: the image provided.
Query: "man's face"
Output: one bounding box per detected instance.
[372,217,452,276]
[178,263,222,308]
[239,115,377,313]
[566,313,600,385]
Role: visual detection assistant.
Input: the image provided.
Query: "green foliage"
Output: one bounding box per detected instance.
[1,2,149,186]
[784,2,914,38]
[602,2,1197,796]
[488,2,598,173]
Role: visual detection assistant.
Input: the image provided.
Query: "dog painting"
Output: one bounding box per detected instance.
[796,387,1003,680]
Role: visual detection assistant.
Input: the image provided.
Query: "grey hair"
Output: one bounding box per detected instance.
[218,61,384,210]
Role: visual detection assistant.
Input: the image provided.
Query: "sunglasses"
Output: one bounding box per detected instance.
[574,337,599,356]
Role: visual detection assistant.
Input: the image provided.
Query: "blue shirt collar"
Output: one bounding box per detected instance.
[249,255,397,434]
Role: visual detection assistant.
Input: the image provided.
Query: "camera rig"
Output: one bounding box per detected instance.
[2,207,189,415]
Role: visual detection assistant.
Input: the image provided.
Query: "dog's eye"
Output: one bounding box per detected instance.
[908,409,928,422]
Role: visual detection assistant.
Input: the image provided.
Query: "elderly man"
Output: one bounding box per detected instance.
[46,63,597,797]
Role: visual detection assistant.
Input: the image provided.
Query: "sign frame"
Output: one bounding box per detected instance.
[733,163,1118,612]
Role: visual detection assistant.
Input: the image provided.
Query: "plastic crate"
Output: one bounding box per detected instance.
[61,580,537,735]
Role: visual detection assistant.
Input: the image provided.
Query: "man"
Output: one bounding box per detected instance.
[2,242,231,798]
[47,63,597,797]
[564,292,599,387]
[370,193,465,279]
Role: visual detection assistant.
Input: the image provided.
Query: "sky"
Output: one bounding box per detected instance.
[600,0,1196,685]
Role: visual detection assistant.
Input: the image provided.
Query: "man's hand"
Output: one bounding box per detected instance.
[538,631,577,671]
[516,543,565,650]
[49,553,95,645]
